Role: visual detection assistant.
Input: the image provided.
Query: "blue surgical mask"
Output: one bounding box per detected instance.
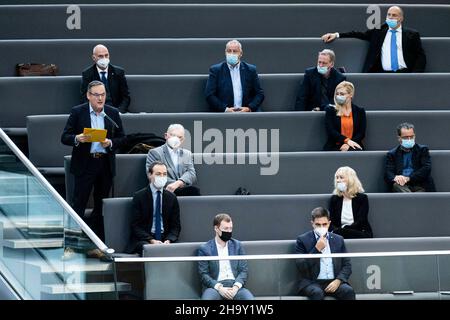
[335,95,347,105]
[226,53,239,66]
[386,18,398,29]
[317,65,328,75]
[401,139,415,149]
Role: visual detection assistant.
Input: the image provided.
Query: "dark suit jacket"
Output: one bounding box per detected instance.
[385,144,436,191]
[205,61,264,112]
[329,193,373,237]
[295,230,352,292]
[80,64,131,113]
[127,186,181,254]
[295,67,346,111]
[340,24,426,72]
[198,238,248,290]
[60,103,125,177]
[323,103,366,151]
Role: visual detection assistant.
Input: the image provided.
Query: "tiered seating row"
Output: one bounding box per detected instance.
[2,74,450,131]
[104,193,450,252]
[143,237,450,299]
[1,38,448,76]
[63,151,450,201]
[27,112,450,172]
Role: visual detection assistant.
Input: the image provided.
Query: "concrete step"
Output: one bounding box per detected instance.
[0,155,16,163]
[2,238,63,249]
[41,282,131,294]
[25,258,113,274]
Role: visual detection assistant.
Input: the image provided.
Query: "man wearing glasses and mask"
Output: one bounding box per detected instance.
[61,80,125,241]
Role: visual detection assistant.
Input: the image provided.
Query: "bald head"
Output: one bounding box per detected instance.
[387,6,404,28]
[92,44,110,69]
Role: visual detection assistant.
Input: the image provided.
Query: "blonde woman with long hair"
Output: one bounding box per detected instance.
[323,81,366,151]
[329,166,373,238]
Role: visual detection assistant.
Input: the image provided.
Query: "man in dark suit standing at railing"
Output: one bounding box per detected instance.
[61,80,125,241]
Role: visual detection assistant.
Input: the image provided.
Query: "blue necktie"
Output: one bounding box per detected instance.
[390,30,399,72]
[100,71,108,87]
[154,190,162,240]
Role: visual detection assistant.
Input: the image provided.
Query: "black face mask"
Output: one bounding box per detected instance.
[219,231,232,242]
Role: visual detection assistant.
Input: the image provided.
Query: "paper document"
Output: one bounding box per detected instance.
[83,128,107,142]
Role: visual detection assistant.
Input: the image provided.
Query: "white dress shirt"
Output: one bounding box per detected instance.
[168,145,179,174]
[381,26,407,71]
[341,198,354,227]
[227,62,243,109]
[213,239,243,290]
[97,66,108,79]
[315,232,335,280]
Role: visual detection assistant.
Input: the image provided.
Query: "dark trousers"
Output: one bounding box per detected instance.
[333,227,372,239]
[300,280,355,300]
[72,156,112,241]
[174,185,201,196]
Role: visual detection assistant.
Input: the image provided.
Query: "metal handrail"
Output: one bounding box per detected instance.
[114,249,450,263]
[0,128,114,255]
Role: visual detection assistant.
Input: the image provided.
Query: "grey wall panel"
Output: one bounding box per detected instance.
[0,5,448,39]
[4,74,450,129]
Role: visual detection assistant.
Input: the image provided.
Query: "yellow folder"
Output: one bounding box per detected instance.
[83,128,107,142]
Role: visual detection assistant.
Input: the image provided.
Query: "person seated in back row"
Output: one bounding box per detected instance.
[295,49,346,111]
[205,39,264,112]
[323,81,366,151]
[321,6,426,73]
[80,44,131,113]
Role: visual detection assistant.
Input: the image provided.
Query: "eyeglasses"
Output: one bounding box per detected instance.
[89,92,106,98]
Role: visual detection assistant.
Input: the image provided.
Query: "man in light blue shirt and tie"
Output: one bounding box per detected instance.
[205,39,265,112]
[321,6,426,73]
[295,207,355,300]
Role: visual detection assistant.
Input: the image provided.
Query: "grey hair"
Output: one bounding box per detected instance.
[225,39,243,52]
[167,124,185,133]
[87,80,105,92]
[318,49,335,64]
[397,122,415,136]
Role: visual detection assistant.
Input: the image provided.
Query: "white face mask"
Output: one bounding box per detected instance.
[337,182,347,192]
[315,227,328,237]
[96,58,110,69]
[167,136,181,149]
[153,176,167,190]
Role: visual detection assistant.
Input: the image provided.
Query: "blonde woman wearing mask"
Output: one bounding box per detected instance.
[328,166,373,238]
[323,81,366,151]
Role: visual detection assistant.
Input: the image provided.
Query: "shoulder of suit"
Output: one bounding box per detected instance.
[352,103,365,112]
[110,64,126,74]
[134,186,150,197]
[304,66,316,74]
[180,148,192,155]
[104,104,120,115]
[72,102,89,112]
[81,64,96,75]
[298,230,314,241]
[402,26,420,34]
[241,61,257,71]
[330,232,344,242]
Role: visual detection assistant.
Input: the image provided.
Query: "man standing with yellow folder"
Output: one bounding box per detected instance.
[61,80,125,240]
